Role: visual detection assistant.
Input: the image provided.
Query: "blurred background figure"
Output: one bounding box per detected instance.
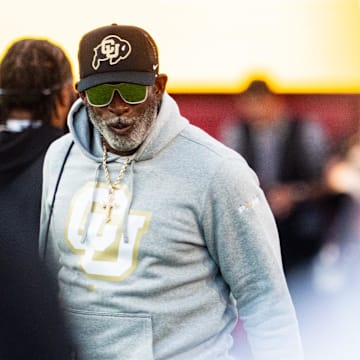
[288,130,360,360]
[0,38,75,254]
[0,38,76,358]
[220,80,334,275]
[312,129,360,296]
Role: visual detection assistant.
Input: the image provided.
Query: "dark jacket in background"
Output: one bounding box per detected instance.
[0,232,72,359]
[0,125,63,250]
[0,124,73,359]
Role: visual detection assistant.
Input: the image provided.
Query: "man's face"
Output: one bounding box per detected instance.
[84,82,162,155]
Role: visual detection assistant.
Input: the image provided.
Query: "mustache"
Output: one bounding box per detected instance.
[106,116,133,127]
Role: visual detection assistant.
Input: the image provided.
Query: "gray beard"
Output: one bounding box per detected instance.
[87,100,158,153]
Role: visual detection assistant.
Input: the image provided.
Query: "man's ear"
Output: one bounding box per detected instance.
[75,81,87,104]
[153,73,168,100]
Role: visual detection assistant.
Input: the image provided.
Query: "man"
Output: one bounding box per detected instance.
[39,24,303,359]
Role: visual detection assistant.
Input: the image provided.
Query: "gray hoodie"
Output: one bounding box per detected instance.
[39,94,303,360]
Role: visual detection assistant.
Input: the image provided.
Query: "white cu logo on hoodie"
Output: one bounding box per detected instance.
[65,182,151,281]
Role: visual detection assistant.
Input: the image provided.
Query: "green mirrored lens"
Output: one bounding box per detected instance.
[118,83,147,103]
[86,84,114,106]
[86,83,147,106]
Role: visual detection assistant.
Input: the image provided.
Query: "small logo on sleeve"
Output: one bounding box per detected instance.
[238,195,260,214]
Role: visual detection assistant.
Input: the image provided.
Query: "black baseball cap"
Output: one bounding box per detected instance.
[76,24,159,92]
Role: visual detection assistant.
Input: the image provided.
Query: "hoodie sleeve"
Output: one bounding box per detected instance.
[201,156,304,360]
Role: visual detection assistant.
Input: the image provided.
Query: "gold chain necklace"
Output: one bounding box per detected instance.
[102,141,131,223]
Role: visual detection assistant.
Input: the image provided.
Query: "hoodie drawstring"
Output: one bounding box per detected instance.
[122,159,135,243]
[80,163,102,244]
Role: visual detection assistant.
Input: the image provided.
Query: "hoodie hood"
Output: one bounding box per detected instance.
[67,92,189,163]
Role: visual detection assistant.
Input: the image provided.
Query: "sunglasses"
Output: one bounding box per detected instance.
[85,83,148,107]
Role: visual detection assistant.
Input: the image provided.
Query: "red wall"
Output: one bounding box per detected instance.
[171,93,360,143]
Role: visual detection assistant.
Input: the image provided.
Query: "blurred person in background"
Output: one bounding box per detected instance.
[0,38,76,358]
[289,130,360,360]
[324,130,360,246]
[220,80,333,275]
[0,38,76,253]
[313,129,360,296]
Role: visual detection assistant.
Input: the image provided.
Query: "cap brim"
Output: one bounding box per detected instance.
[76,71,156,91]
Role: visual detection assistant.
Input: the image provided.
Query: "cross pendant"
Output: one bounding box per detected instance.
[103,188,117,223]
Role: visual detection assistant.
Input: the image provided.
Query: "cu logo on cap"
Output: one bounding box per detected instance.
[92,35,131,70]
